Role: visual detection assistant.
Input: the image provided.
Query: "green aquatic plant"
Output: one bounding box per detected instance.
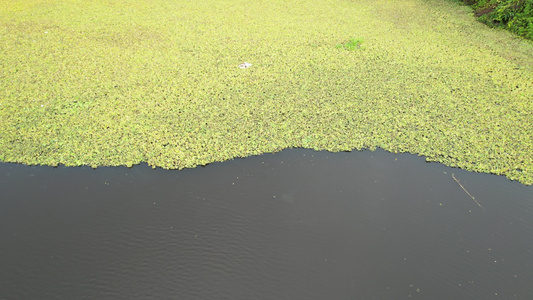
[1,0,532,185]
[336,38,364,50]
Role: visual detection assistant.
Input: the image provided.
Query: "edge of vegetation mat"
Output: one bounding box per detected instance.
[1,0,532,185]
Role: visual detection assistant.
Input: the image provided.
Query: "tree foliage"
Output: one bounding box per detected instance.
[462,0,533,39]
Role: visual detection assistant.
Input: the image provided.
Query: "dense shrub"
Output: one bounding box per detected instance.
[462,0,533,39]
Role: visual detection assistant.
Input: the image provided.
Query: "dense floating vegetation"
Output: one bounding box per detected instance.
[1,0,532,184]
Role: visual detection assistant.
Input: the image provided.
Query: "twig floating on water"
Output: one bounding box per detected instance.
[452,173,484,212]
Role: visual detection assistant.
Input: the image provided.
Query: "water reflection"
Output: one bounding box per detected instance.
[1,148,532,299]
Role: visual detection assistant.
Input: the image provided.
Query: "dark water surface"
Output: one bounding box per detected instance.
[1,148,532,299]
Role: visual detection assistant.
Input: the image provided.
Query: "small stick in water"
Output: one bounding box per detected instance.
[452,173,484,212]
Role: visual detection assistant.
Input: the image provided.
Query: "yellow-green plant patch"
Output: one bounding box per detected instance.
[1,0,532,185]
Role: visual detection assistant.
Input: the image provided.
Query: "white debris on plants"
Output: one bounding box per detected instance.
[238,62,252,69]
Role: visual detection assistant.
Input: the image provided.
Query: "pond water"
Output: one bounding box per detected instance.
[1,148,532,299]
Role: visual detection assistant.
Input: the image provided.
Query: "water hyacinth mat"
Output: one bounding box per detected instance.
[1,0,532,184]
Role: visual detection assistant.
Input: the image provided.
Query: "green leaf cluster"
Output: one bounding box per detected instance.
[462,0,533,39]
[336,38,364,50]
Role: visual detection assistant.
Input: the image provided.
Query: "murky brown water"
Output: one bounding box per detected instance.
[1,148,532,299]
